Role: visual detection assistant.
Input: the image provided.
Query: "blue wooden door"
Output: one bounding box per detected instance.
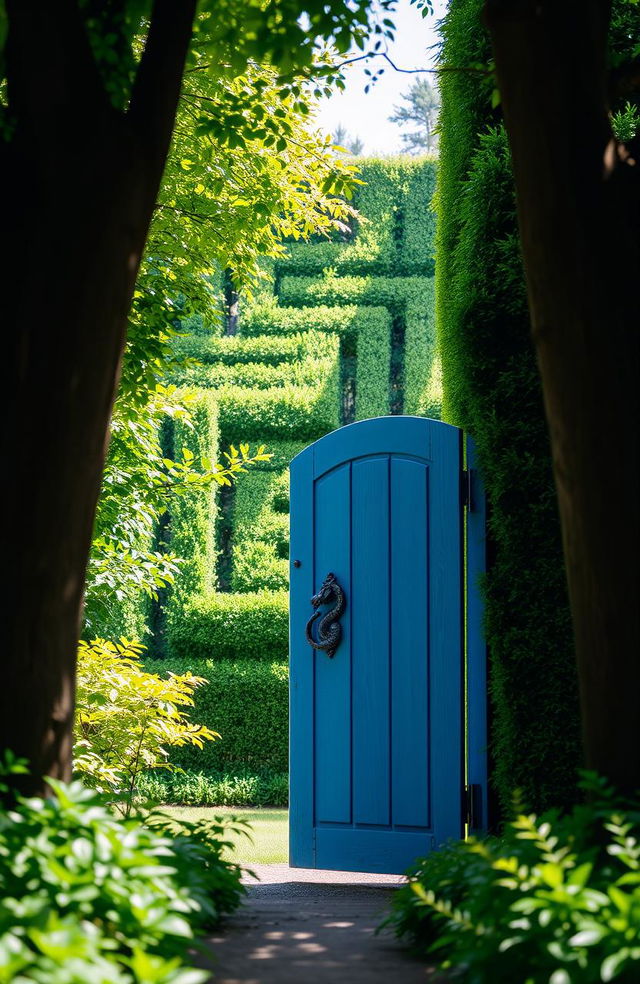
[290,416,473,875]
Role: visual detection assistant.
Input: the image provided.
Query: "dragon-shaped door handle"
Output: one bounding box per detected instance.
[305,572,346,659]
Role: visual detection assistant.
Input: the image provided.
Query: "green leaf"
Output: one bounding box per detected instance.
[601,950,630,981]
[549,971,571,984]
[569,927,605,946]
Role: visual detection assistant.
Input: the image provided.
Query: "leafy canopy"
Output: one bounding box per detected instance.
[88,55,362,633]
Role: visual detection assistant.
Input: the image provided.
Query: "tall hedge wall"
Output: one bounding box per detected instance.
[438,0,580,814]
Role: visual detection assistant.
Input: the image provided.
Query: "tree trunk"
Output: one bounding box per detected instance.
[485,0,640,795]
[0,0,196,796]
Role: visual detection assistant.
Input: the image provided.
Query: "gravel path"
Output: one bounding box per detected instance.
[202,864,441,983]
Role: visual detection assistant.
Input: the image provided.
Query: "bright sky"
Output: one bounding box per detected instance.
[316,0,449,156]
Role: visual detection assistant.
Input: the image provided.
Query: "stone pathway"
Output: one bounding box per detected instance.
[202,864,441,983]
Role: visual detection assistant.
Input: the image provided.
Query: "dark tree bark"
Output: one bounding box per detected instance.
[485,0,640,795]
[0,0,197,795]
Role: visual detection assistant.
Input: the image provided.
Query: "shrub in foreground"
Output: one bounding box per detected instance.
[384,777,640,983]
[74,639,217,815]
[0,772,245,984]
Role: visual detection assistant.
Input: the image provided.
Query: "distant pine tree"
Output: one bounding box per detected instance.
[389,78,440,154]
[332,123,365,156]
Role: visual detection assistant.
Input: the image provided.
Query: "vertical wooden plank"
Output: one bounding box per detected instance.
[466,435,488,832]
[289,447,315,867]
[314,462,352,824]
[352,457,390,826]
[429,422,464,844]
[391,457,430,828]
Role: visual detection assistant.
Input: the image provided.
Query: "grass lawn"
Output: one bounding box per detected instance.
[159,806,289,865]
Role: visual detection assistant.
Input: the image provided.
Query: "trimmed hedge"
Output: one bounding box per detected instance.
[277,159,437,278]
[279,274,433,316]
[254,442,304,472]
[166,589,289,662]
[241,304,384,357]
[168,389,219,600]
[175,357,331,390]
[280,160,399,276]
[437,0,579,814]
[145,658,289,773]
[171,330,321,367]
[403,286,442,418]
[355,306,392,420]
[231,460,290,593]
[216,336,341,442]
[231,541,288,593]
[401,158,438,274]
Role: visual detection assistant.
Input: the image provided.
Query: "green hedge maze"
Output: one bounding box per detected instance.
[147,158,438,798]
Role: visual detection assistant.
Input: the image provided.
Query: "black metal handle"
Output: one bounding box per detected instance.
[305,572,346,659]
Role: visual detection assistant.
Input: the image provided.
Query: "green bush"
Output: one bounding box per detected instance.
[354,306,392,420]
[401,158,438,274]
[298,158,399,272]
[74,639,217,815]
[216,344,340,442]
[138,769,289,807]
[403,287,441,418]
[0,775,243,984]
[172,330,314,366]
[145,659,289,773]
[208,359,329,389]
[384,779,640,984]
[436,0,579,813]
[279,273,432,316]
[276,159,437,277]
[166,589,289,661]
[167,389,219,601]
[241,303,385,357]
[168,332,335,388]
[231,540,288,592]
[231,464,290,591]
[270,470,290,509]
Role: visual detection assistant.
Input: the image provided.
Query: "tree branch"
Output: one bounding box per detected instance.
[128,0,197,174]
[332,50,493,77]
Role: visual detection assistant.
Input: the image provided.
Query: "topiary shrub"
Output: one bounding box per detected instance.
[403,287,441,418]
[166,590,289,662]
[278,273,433,315]
[241,304,386,357]
[231,541,288,592]
[166,388,219,600]
[354,307,392,420]
[145,658,289,774]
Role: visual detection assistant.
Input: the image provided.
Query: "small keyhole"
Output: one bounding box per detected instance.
[293,560,301,568]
